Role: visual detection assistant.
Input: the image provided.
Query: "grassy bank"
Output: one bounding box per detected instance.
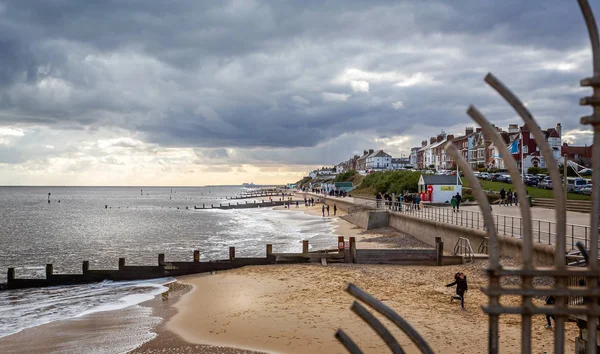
[461,178,591,201]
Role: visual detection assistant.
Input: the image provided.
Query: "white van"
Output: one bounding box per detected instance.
[566,177,588,193]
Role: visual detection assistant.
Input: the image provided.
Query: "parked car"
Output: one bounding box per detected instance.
[539,178,553,189]
[566,177,588,193]
[499,174,512,183]
[580,184,592,195]
[491,173,503,182]
[580,168,593,176]
[479,172,490,180]
[524,176,539,186]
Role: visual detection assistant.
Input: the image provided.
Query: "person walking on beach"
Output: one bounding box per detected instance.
[326,204,330,216]
[296,201,299,208]
[451,195,457,212]
[322,204,325,217]
[333,203,337,216]
[499,187,506,206]
[455,192,462,211]
[545,295,555,329]
[447,272,468,310]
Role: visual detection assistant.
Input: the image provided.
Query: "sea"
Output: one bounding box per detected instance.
[0,186,336,352]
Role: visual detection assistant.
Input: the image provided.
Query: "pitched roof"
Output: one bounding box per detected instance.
[371,150,391,158]
[420,175,462,185]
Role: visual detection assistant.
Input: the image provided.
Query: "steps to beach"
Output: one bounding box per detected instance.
[532,198,595,214]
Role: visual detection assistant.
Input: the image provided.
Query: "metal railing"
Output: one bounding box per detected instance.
[453,237,474,262]
[369,200,600,255]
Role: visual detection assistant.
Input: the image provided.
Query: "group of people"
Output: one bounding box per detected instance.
[328,189,348,197]
[498,187,520,206]
[303,197,316,206]
[450,192,462,212]
[375,193,422,211]
[321,203,337,217]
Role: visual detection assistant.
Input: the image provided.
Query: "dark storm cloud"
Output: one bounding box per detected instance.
[0,0,595,151]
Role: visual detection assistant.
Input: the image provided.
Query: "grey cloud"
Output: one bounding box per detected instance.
[0,0,596,158]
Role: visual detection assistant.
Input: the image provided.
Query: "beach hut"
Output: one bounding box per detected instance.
[418,174,462,204]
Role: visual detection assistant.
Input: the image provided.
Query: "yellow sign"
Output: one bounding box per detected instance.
[440,186,455,191]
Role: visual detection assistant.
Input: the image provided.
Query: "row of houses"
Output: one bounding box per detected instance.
[336,149,411,174]
[409,123,590,171]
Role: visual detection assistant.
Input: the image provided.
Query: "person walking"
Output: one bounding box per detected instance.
[507,189,513,206]
[415,194,421,210]
[296,201,299,208]
[333,203,337,216]
[447,272,468,310]
[326,204,330,216]
[499,187,506,206]
[451,195,457,212]
[545,295,555,329]
[514,191,518,206]
[455,192,462,212]
[322,204,325,217]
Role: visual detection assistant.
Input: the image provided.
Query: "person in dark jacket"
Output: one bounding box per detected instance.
[499,187,506,206]
[545,295,555,329]
[447,272,468,310]
[455,192,462,211]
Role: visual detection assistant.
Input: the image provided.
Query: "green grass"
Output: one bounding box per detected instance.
[461,178,591,201]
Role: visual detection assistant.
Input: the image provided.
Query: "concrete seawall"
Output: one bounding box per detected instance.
[314,194,555,266]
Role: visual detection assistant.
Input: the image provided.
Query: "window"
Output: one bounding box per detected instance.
[523,146,528,153]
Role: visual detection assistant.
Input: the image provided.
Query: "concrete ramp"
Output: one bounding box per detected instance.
[355,249,437,265]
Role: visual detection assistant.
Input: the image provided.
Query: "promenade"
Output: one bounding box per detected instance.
[300,191,598,254]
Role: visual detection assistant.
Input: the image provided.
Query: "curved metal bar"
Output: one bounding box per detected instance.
[335,329,364,354]
[351,301,405,354]
[346,284,435,354]
[578,0,600,74]
[577,3,600,353]
[467,106,533,266]
[444,143,500,354]
[467,105,534,354]
[483,72,569,352]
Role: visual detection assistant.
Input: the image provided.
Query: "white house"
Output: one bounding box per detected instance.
[418,174,462,204]
[365,150,392,170]
[391,157,410,169]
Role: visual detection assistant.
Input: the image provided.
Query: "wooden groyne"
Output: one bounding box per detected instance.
[0,237,461,291]
[226,192,292,200]
[194,199,303,210]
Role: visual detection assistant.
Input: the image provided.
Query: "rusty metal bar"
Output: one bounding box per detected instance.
[351,301,405,354]
[335,329,363,354]
[346,284,435,354]
[577,2,600,353]
[445,143,499,354]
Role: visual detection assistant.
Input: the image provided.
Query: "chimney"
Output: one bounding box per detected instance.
[476,128,482,133]
[447,134,454,141]
[508,124,519,134]
[422,140,427,147]
[465,127,474,135]
[556,123,562,137]
[363,150,368,156]
[436,134,444,143]
[369,149,374,154]
[430,137,436,144]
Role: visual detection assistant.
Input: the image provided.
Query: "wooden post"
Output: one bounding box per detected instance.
[193,250,200,262]
[7,268,14,283]
[436,241,444,266]
[82,261,89,273]
[302,240,309,254]
[229,247,235,261]
[119,258,125,270]
[46,264,53,279]
[158,253,165,265]
[266,244,273,256]
[349,237,356,263]
[338,236,345,252]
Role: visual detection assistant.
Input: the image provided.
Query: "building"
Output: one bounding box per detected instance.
[417,174,462,204]
[365,150,392,170]
[509,123,562,170]
[391,157,410,169]
[356,149,374,171]
[562,143,593,168]
[409,147,420,167]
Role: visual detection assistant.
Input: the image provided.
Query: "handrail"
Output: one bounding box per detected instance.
[453,237,474,262]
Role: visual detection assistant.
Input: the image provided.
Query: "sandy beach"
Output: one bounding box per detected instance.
[160,203,578,354]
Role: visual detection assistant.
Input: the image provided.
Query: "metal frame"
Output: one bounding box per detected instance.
[337,1,600,352]
[453,237,474,262]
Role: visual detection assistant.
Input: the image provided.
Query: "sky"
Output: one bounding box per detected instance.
[0,0,597,186]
